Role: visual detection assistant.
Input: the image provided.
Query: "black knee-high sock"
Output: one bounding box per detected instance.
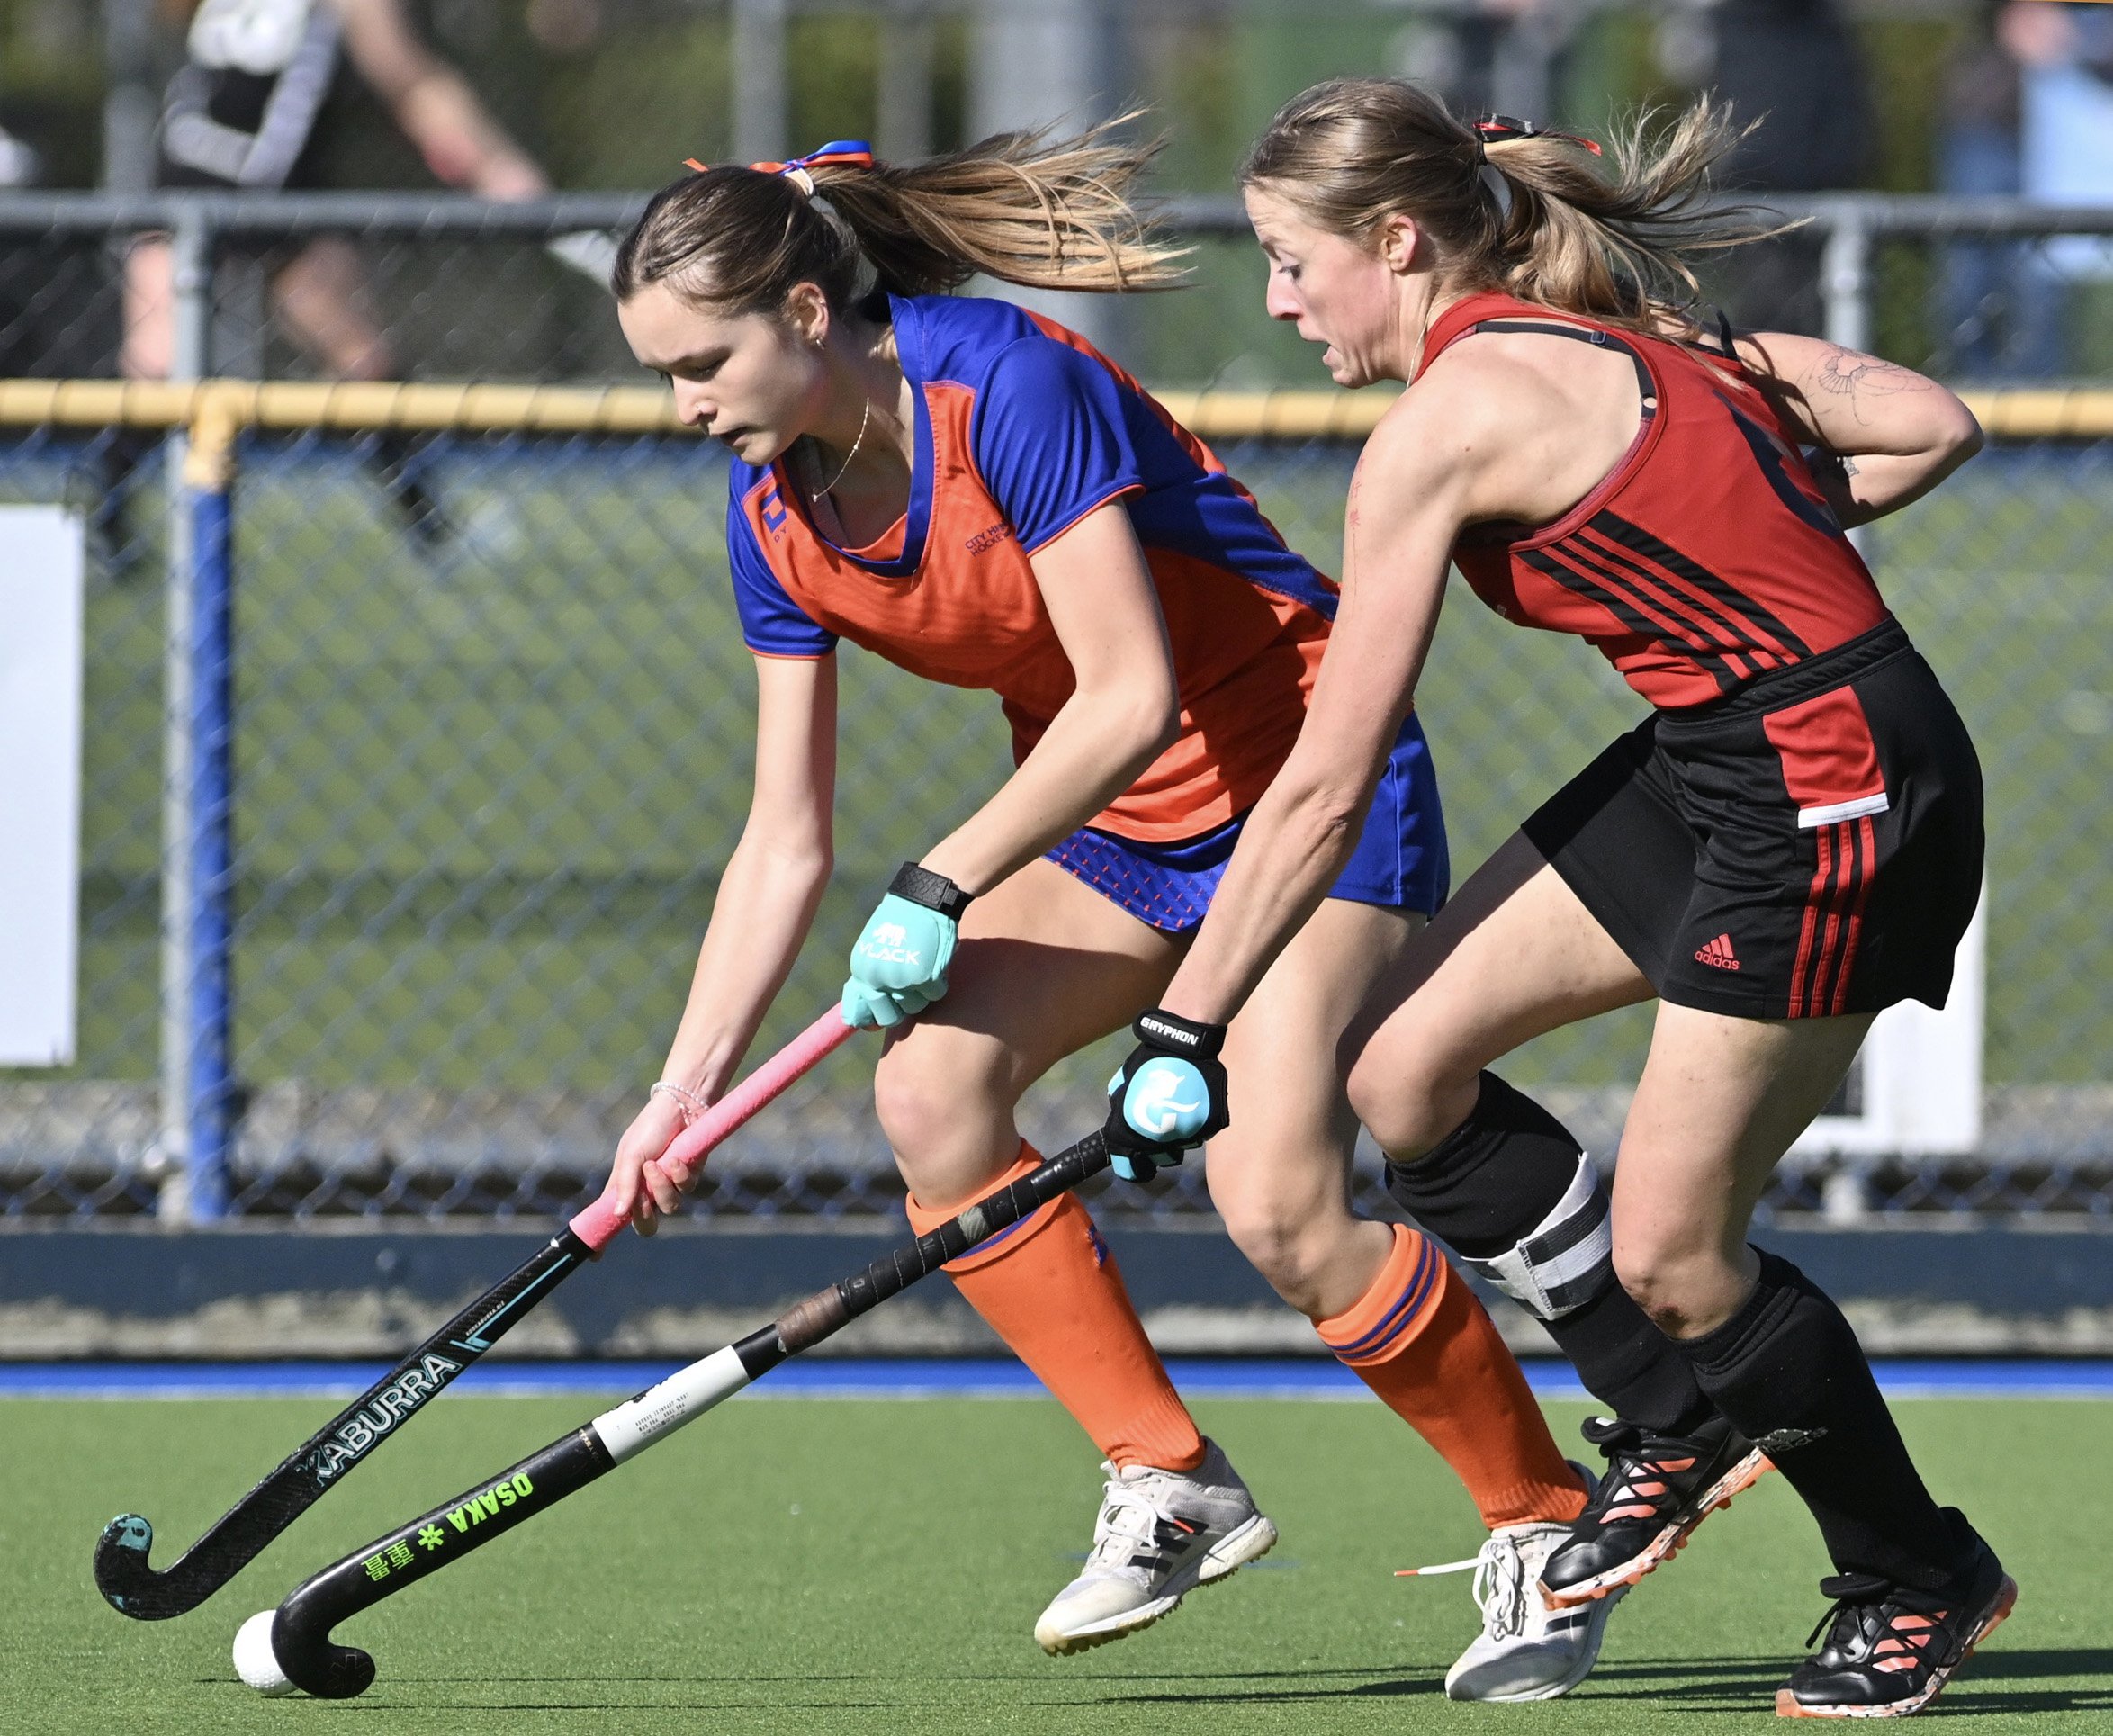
[1389,1072,1713,1436]
[1676,1249,1965,1591]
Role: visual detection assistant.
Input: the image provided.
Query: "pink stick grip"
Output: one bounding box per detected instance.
[567,1008,856,1253]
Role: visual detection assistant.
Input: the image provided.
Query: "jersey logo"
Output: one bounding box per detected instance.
[760,488,788,537]
[1723,403,1843,538]
[965,522,1012,555]
[1694,933,1741,971]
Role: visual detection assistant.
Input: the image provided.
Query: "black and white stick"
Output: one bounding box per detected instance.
[258,1133,1110,1698]
[94,1011,853,1621]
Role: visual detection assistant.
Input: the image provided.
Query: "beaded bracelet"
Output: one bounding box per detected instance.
[649,1080,709,1127]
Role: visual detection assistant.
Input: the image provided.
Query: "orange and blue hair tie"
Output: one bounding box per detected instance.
[683,139,876,194]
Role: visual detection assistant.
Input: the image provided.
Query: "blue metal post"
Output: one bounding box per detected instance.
[183,481,235,1218]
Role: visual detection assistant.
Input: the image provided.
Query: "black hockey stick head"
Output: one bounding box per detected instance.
[272,1598,376,1699]
[94,1513,181,1618]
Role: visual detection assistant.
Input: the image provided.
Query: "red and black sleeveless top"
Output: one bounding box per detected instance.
[1419,292,1890,710]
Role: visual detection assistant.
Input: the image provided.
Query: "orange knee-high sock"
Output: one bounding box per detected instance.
[905,1143,1204,1472]
[1317,1222,1586,1530]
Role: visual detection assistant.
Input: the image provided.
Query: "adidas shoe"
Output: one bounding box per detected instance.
[1404,1462,1626,1702]
[1541,1412,1772,1606]
[1777,1516,2016,1719]
[1033,1437,1277,1655]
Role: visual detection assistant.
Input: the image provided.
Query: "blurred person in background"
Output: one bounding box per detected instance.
[2002,1,2113,374]
[116,0,554,554]
[1938,2,2030,375]
[1678,0,1874,333]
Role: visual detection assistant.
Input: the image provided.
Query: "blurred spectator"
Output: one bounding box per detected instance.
[1713,0,1871,194]
[1688,0,1875,335]
[2006,1,2113,374]
[125,0,549,384]
[117,0,556,554]
[1938,4,2032,375]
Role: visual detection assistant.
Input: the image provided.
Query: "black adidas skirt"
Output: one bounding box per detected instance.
[1522,620,1984,1021]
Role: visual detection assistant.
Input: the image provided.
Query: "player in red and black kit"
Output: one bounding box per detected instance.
[1101,82,2010,1719]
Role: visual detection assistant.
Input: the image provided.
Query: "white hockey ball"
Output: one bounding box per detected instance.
[233,1608,295,1696]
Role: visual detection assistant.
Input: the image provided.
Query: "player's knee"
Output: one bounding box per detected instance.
[871,1041,1007,1189]
[1208,1163,1342,1316]
[1611,1233,1715,1336]
[1346,1050,1482,1159]
[1218,1198,1326,1311]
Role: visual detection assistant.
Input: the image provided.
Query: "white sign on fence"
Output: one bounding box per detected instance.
[0,506,86,1066]
[1792,886,1988,1159]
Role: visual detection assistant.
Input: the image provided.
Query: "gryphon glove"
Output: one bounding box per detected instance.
[1102,1007,1230,1183]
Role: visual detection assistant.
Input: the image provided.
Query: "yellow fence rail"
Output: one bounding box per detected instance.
[0,381,2104,485]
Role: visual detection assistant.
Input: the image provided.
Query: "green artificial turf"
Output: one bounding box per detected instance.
[4,1394,2108,1733]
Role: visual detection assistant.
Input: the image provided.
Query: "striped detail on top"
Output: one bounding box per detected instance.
[1323,1233,1442,1365]
[1791,814,1876,1018]
[1520,512,1816,697]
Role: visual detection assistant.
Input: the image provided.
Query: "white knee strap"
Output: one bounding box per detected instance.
[1455,1153,1614,1322]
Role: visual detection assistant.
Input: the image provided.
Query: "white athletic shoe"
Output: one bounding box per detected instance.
[1033,1438,1278,1655]
[1407,1464,1627,1703]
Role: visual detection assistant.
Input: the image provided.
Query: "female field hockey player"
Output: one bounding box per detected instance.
[597,128,1620,1694]
[1104,82,2012,1720]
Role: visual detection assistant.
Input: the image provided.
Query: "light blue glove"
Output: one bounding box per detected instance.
[841,864,972,1030]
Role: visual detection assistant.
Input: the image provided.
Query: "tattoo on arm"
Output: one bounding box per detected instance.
[1813,346,1930,424]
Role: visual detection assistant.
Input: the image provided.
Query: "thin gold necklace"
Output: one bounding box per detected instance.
[814,397,872,498]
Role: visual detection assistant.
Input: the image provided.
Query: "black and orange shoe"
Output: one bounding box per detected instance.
[1776,1519,2015,1719]
[1538,1413,1772,1606]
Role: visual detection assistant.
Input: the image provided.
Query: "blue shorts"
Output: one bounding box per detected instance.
[1045,713,1450,932]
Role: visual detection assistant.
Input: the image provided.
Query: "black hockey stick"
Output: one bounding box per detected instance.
[261,1132,1112,1697]
[94,1011,853,1620]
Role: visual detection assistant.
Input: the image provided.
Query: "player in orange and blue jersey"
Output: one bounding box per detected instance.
[596,127,1615,1695]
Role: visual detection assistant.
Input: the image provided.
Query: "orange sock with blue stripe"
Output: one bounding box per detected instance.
[905,1143,1205,1473]
[1318,1221,1586,1528]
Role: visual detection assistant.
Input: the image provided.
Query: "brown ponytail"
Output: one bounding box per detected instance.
[612,117,1187,317]
[1240,78,1785,333]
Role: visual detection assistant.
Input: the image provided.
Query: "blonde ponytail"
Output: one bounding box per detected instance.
[1241,79,1788,333]
[613,117,1187,316]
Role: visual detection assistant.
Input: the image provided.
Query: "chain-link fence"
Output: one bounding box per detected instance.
[9,191,2113,391]
[1,197,2109,1226]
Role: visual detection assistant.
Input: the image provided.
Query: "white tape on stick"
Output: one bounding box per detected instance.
[591,1345,751,1464]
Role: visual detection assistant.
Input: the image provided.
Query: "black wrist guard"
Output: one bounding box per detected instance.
[888,860,974,921]
[1131,1006,1227,1060]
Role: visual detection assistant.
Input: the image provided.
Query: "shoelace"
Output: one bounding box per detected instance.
[1083,1474,1175,1575]
[1398,1534,1529,1641]
[1579,1417,1694,1526]
[1803,1571,1952,1673]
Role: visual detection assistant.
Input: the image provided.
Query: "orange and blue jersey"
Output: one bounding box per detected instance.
[725,292,1447,923]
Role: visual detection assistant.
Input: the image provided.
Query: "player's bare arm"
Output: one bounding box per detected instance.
[331,0,546,197]
[918,502,1181,895]
[1158,344,1641,1025]
[1733,331,1983,526]
[614,652,838,1225]
[1156,379,1491,1024]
